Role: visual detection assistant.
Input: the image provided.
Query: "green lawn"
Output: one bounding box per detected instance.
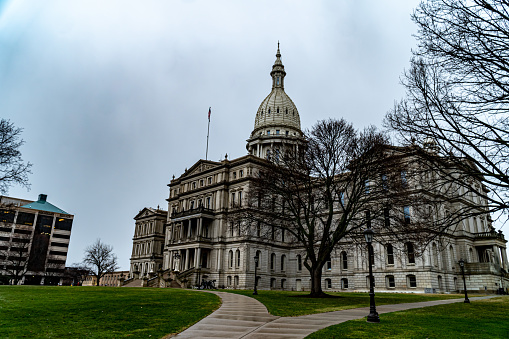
[0,286,220,338]
[224,290,464,317]
[306,296,509,338]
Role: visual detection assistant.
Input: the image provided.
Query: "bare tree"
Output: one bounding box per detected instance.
[241,119,410,297]
[385,0,509,223]
[83,239,119,286]
[0,119,32,193]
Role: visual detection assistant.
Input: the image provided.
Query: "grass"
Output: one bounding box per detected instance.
[223,290,464,317]
[0,286,220,338]
[306,296,509,338]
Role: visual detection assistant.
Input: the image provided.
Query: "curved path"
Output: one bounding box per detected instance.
[175,292,495,339]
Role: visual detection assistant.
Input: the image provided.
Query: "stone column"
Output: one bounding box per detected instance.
[196,247,202,268]
[185,249,190,270]
[217,248,223,271]
[199,218,203,238]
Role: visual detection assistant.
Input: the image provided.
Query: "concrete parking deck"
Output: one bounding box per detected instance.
[174,291,495,339]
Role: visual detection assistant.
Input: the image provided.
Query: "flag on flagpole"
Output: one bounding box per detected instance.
[208,107,211,121]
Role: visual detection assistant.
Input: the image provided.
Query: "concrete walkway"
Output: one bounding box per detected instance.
[174,292,495,339]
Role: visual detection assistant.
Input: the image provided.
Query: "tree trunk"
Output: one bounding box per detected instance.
[96,275,100,286]
[309,265,326,297]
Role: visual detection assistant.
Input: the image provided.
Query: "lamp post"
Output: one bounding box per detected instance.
[253,255,259,295]
[458,259,470,303]
[364,228,380,323]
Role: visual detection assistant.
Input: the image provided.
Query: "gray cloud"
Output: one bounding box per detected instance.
[2,0,473,270]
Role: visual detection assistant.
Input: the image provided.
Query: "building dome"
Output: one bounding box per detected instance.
[250,45,302,139]
[246,45,305,159]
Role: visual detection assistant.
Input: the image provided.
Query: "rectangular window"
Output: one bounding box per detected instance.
[233,172,237,179]
[55,218,73,231]
[408,275,417,288]
[386,275,395,288]
[285,131,289,136]
[340,192,345,206]
[404,206,411,224]
[267,130,270,135]
[206,197,211,209]
[401,170,407,188]
[200,179,204,187]
[365,180,370,194]
[16,212,35,226]
[0,209,15,223]
[384,208,390,227]
[365,210,371,228]
[276,130,280,135]
[231,193,236,207]
[407,242,415,264]
[208,177,212,184]
[381,174,388,191]
[238,191,242,207]
[239,170,244,177]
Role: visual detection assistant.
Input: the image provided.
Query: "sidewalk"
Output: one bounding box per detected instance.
[174,291,495,339]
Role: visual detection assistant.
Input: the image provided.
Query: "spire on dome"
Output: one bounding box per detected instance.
[271,42,286,89]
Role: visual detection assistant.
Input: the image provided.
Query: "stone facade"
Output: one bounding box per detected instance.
[129,47,509,293]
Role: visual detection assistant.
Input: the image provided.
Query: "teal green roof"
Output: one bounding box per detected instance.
[21,194,69,214]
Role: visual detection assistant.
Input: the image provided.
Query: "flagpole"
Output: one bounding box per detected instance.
[206,107,211,160]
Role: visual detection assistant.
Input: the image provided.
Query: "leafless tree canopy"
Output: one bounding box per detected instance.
[241,119,412,296]
[385,0,509,221]
[83,239,118,286]
[0,119,32,194]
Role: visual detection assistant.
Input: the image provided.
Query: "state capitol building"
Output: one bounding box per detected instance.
[127,47,508,294]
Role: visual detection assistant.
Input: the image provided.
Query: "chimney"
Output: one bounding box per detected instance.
[38,194,47,202]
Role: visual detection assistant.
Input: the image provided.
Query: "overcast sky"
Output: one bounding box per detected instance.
[4,0,500,271]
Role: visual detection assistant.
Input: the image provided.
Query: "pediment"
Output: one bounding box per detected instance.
[182,160,221,178]
[134,207,156,220]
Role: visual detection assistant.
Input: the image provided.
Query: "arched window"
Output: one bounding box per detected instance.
[234,275,239,286]
[406,242,415,264]
[281,279,286,289]
[438,275,443,292]
[227,276,232,286]
[297,255,302,271]
[469,247,475,262]
[341,251,348,270]
[271,253,276,270]
[325,278,332,289]
[341,278,348,289]
[229,250,233,268]
[281,255,286,271]
[270,278,276,289]
[236,249,241,267]
[387,244,394,265]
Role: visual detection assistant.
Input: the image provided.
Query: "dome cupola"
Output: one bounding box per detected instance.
[247,44,305,159]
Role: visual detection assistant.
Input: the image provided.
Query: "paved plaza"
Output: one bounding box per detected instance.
[174,291,495,339]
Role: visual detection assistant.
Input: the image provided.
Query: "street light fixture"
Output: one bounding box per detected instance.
[364,228,380,323]
[253,255,259,295]
[458,259,470,303]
